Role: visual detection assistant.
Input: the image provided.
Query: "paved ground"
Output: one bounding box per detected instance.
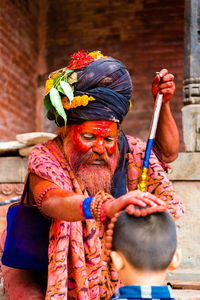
[0,281,5,300]
[0,279,200,300]
[173,289,200,299]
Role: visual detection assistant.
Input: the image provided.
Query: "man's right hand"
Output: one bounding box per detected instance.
[105,190,166,219]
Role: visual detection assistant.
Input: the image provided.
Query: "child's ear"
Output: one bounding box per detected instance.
[110,251,125,271]
[168,248,182,271]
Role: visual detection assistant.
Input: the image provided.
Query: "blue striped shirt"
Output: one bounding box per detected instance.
[110,285,176,300]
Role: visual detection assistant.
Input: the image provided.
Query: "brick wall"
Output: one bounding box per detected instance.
[0,0,185,149]
[44,0,185,150]
[0,0,39,141]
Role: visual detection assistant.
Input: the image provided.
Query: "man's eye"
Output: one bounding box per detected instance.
[81,133,96,140]
[104,136,115,143]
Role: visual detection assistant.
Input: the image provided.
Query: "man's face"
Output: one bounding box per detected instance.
[63,120,119,195]
[71,120,117,157]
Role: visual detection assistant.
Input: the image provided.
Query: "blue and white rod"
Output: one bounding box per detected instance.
[137,93,163,191]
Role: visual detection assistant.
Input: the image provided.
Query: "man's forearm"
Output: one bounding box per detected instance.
[30,173,85,221]
[42,189,85,221]
[155,102,179,163]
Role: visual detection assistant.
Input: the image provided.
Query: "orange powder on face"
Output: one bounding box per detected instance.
[70,121,118,156]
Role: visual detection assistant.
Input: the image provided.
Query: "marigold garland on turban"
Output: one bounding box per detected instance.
[44,50,132,127]
[44,51,104,126]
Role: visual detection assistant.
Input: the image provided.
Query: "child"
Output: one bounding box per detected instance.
[110,210,182,299]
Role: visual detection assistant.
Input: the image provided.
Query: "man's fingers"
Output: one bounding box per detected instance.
[139,191,166,206]
[158,81,175,90]
[159,88,175,96]
[152,71,175,96]
[161,73,174,82]
[153,74,160,85]
[135,196,157,207]
[158,68,168,78]
[125,205,142,216]
[124,192,166,208]
[107,190,167,219]
[122,190,166,205]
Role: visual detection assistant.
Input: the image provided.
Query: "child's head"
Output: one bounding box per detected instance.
[111,210,181,285]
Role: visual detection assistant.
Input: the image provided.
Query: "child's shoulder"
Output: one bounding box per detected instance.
[110,285,176,300]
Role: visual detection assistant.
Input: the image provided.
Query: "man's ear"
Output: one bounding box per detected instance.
[110,251,125,271]
[168,248,182,271]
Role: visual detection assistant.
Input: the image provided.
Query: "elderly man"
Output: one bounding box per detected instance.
[1,51,184,300]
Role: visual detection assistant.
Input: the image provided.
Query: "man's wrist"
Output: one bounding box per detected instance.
[80,197,94,219]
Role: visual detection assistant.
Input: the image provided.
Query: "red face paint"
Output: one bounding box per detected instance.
[70,120,118,157]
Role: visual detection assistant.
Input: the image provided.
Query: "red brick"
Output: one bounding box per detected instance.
[0,0,39,141]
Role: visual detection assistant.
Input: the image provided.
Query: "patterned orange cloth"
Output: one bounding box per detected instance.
[28,135,184,300]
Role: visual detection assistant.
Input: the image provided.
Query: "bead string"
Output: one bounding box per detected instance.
[91,191,114,227]
[80,191,114,233]
[37,185,58,219]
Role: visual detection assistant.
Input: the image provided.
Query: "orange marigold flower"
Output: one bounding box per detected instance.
[62,94,96,110]
[62,97,70,110]
[89,96,95,101]
[51,72,62,79]
[82,99,88,106]
[129,99,132,110]
[81,95,89,101]
[45,79,54,94]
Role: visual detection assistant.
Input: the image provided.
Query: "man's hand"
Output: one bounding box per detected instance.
[105,190,166,219]
[152,69,175,103]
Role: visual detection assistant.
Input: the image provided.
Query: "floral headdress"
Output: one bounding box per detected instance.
[44,50,104,126]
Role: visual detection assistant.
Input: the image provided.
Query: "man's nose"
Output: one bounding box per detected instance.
[92,138,105,154]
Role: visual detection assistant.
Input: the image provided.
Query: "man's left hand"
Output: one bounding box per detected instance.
[152,69,175,103]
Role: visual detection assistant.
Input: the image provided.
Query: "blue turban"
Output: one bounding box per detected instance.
[66,57,132,124]
[47,55,133,198]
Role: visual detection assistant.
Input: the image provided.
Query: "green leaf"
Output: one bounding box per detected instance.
[60,81,74,105]
[65,69,73,76]
[57,85,65,94]
[54,110,59,126]
[43,94,53,116]
[53,74,63,88]
[49,87,67,126]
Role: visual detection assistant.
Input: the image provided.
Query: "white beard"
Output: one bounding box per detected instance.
[76,165,112,196]
[63,135,119,196]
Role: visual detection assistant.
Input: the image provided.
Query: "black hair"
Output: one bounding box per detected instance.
[112,210,177,271]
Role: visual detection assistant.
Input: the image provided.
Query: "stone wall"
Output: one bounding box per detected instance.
[167,153,200,281]
[0,157,27,234]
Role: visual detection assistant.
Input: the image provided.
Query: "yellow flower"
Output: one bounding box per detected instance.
[51,72,62,79]
[81,95,89,101]
[88,51,104,60]
[89,96,95,101]
[62,95,96,110]
[75,97,81,107]
[45,79,54,94]
[82,97,89,106]
[45,72,62,94]
[129,99,132,110]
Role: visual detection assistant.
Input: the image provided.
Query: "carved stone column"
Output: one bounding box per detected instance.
[183,0,200,151]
